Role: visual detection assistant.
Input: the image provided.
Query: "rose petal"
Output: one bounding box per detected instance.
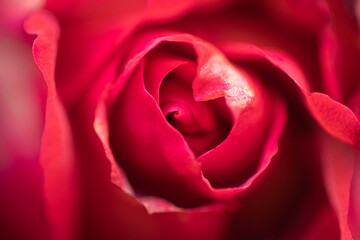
[94,85,134,195]
[349,157,360,239]
[159,63,231,157]
[167,1,359,149]
[99,32,287,211]
[321,0,360,101]
[319,27,343,102]
[25,11,79,240]
[109,62,212,208]
[266,0,330,34]
[66,51,159,240]
[306,92,360,148]
[216,35,360,239]
[221,42,360,149]
[282,204,340,240]
[320,134,359,240]
[46,0,195,106]
[151,207,229,240]
[259,49,360,149]
[220,116,323,239]
[197,75,283,188]
[94,44,199,212]
[45,0,193,24]
[319,0,360,125]
[144,43,196,102]
[169,1,325,92]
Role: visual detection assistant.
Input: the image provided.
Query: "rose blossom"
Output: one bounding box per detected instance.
[1,0,360,239]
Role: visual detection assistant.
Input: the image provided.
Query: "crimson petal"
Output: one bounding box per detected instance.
[95,31,287,211]
[25,11,79,240]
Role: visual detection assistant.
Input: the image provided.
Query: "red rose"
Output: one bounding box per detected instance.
[1,0,360,239]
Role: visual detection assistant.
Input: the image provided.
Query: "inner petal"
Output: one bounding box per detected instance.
[159,64,233,157]
[162,102,203,134]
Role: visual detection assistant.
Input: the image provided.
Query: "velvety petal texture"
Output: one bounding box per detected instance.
[1,0,357,239]
[88,31,288,212]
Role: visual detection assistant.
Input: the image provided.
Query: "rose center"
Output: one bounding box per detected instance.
[159,64,233,157]
[162,102,204,135]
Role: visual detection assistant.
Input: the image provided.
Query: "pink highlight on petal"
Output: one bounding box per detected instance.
[25,11,79,240]
[223,42,360,149]
[242,98,287,188]
[138,196,182,214]
[93,85,134,195]
[194,53,255,117]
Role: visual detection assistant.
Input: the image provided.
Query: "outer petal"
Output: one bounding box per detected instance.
[46,0,196,107]
[319,0,360,143]
[221,43,360,149]
[45,0,192,23]
[320,134,360,240]
[47,0,239,108]
[100,45,317,236]
[206,40,360,239]
[150,209,229,240]
[320,0,360,104]
[257,48,360,149]
[217,114,333,239]
[281,203,340,240]
[25,11,79,240]
[168,0,327,92]
[45,0,232,21]
[349,157,360,239]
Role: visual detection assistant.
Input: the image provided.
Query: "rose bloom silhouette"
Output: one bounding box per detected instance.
[1,0,360,239]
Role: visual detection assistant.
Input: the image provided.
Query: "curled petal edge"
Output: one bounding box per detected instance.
[221,42,360,150]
